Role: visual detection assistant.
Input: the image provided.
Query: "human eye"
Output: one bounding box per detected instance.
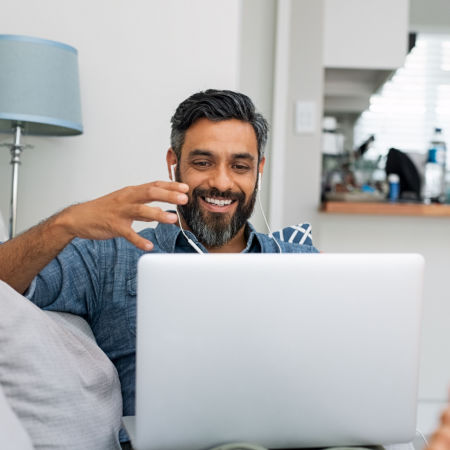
[192,160,212,169]
[232,162,251,172]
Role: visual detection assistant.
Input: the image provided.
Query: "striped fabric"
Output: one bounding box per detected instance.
[271,223,313,247]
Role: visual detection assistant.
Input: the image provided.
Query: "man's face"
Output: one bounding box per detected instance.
[173,118,264,248]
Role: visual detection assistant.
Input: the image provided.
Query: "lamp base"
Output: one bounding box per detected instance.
[9,131,22,239]
[0,125,31,239]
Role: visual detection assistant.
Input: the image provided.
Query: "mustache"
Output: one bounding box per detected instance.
[192,187,245,203]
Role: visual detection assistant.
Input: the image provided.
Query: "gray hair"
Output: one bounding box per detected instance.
[170,89,269,162]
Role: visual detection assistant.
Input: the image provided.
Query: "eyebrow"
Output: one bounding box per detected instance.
[188,149,213,158]
[231,152,255,162]
[187,149,256,162]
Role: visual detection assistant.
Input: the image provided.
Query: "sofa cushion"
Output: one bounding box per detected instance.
[0,280,122,449]
[0,383,33,449]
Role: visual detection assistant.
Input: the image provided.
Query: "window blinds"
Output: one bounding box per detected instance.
[354,33,450,166]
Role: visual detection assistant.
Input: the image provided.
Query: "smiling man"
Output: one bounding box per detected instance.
[169,115,263,252]
[0,89,319,445]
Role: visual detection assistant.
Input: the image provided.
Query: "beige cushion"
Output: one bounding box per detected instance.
[0,280,122,449]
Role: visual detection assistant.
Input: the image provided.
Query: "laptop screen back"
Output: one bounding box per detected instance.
[135,253,424,450]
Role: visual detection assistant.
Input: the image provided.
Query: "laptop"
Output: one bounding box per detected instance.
[124,253,424,450]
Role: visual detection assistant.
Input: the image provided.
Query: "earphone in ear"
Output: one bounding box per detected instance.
[170,164,176,182]
[256,171,282,253]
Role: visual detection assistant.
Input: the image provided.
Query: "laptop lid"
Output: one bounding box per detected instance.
[135,253,424,450]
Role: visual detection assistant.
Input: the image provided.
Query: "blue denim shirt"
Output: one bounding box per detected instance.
[26,221,318,430]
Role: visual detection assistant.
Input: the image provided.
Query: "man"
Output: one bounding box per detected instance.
[0,90,318,430]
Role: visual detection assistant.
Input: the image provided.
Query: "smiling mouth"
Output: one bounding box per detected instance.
[200,196,237,211]
[204,196,234,206]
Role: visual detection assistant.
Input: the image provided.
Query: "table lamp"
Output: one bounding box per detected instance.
[0,35,83,239]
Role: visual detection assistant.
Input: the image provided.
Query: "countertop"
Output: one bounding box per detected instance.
[321,201,450,217]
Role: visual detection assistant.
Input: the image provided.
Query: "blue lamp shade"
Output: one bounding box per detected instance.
[0,35,83,136]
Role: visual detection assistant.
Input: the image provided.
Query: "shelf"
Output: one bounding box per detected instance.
[321,201,450,217]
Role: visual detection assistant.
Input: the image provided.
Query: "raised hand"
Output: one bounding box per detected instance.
[60,181,189,250]
[0,180,189,294]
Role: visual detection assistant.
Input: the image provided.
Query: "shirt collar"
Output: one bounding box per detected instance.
[154,221,183,253]
[241,221,262,253]
[154,218,263,253]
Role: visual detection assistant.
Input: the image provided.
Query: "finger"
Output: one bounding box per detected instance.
[443,407,450,425]
[152,180,189,192]
[130,205,178,224]
[134,185,189,205]
[131,181,189,202]
[122,228,154,251]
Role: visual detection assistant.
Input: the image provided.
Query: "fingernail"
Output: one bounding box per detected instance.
[145,243,153,251]
[177,194,188,202]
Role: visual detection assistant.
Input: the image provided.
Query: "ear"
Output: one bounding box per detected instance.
[166,149,178,180]
[258,156,266,177]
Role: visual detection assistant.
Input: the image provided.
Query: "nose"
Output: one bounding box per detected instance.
[208,165,234,193]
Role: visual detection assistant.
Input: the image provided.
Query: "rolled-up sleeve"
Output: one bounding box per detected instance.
[23,277,37,300]
[27,238,102,319]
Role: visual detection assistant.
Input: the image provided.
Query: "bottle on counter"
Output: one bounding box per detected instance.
[388,173,400,202]
[422,127,447,204]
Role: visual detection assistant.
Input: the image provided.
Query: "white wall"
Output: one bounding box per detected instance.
[273,0,324,232]
[238,0,276,231]
[323,0,409,70]
[317,214,450,400]
[265,0,324,232]
[410,0,450,32]
[0,0,241,233]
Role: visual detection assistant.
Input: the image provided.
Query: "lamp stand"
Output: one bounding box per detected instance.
[9,125,23,239]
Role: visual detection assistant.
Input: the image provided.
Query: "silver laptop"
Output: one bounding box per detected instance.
[125,253,424,450]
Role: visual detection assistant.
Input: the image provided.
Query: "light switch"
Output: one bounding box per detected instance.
[295,100,316,134]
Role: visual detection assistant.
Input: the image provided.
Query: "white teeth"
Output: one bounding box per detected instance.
[205,197,232,206]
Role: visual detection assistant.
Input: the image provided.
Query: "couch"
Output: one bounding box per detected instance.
[0,280,123,449]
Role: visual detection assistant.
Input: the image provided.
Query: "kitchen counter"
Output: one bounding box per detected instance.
[321,201,450,216]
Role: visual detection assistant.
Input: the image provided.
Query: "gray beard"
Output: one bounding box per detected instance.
[179,186,257,249]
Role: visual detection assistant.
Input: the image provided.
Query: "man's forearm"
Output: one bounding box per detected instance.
[0,210,75,294]
[0,181,188,295]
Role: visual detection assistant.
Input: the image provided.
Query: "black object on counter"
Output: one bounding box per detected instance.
[385,148,421,200]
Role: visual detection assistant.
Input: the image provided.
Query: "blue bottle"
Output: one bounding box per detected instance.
[388,173,400,202]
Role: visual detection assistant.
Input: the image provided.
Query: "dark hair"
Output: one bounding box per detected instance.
[170,89,269,161]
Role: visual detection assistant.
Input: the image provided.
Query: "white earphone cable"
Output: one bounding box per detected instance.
[416,428,429,447]
[174,207,204,254]
[171,164,204,254]
[257,173,282,254]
